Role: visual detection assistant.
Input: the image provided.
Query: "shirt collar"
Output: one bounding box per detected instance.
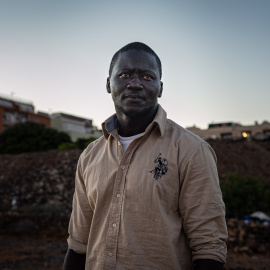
[102,104,167,139]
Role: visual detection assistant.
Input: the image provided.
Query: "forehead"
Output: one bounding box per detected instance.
[113,50,159,74]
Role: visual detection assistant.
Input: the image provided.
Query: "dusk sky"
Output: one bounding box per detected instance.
[0,0,269,129]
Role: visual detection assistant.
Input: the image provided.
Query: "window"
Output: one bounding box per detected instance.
[221,133,233,140]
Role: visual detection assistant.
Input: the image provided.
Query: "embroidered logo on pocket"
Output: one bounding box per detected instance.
[150,153,168,180]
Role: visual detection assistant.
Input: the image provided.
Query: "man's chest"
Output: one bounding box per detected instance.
[83,139,181,218]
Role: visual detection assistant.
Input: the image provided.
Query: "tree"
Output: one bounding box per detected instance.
[220,173,270,218]
[0,122,71,154]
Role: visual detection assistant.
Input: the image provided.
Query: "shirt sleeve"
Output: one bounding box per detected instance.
[67,152,93,254]
[179,142,228,263]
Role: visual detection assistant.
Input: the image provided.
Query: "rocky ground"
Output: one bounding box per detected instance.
[0,140,270,269]
[0,235,67,270]
[0,233,269,270]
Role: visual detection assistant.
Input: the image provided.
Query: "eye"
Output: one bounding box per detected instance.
[142,75,153,81]
[119,73,130,78]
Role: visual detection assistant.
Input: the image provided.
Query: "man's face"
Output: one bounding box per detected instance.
[107,50,163,118]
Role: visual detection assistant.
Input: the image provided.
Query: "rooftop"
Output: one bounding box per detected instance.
[51,112,92,123]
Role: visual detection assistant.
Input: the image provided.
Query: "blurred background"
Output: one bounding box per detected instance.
[0,0,269,269]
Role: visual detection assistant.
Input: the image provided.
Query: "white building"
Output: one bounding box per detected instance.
[51,112,102,142]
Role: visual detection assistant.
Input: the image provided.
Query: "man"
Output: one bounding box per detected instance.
[63,42,227,270]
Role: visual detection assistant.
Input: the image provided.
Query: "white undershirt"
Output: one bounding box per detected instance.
[119,133,144,152]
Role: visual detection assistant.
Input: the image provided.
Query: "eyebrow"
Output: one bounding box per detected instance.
[119,68,156,74]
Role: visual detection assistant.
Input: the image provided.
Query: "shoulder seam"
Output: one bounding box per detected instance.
[166,118,205,144]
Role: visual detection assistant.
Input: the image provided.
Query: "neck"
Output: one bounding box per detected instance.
[116,107,158,137]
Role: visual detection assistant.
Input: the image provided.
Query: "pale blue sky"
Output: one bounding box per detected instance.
[0,0,269,129]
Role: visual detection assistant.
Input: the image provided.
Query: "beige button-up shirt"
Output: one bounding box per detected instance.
[67,105,227,270]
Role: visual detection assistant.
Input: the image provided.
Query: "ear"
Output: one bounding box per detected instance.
[106,77,111,93]
[158,81,163,98]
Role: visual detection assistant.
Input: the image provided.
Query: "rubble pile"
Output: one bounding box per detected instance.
[209,140,270,180]
[227,218,270,255]
[0,149,82,214]
[0,212,69,237]
[0,141,269,214]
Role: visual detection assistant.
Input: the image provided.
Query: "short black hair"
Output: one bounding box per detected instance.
[109,42,162,79]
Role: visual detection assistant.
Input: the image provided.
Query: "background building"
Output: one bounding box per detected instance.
[50,112,102,142]
[187,121,270,141]
[0,93,50,133]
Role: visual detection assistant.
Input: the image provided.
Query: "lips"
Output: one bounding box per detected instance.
[123,94,144,100]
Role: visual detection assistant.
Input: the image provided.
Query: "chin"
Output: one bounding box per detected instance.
[121,107,155,118]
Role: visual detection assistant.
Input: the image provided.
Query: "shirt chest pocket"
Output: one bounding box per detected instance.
[123,156,180,219]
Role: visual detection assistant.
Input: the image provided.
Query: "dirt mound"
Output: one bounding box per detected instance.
[0,149,82,213]
[0,140,269,213]
[208,140,270,179]
[0,141,270,269]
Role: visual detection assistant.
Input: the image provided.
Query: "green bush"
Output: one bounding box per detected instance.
[0,122,71,154]
[75,137,97,150]
[58,142,76,150]
[220,173,270,218]
[57,137,97,151]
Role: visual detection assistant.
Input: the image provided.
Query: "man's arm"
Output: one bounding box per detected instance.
[63,249,86,270]
[64,152,93,268]
[179,142,228,264]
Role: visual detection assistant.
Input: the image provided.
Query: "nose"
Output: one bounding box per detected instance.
[127,75,143,90]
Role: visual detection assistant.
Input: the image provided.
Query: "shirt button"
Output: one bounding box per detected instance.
[116,194,121,198]
[109,252,113,257]
[112,223,116,227]
[121,165,125,169]
[118,142,121,146]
